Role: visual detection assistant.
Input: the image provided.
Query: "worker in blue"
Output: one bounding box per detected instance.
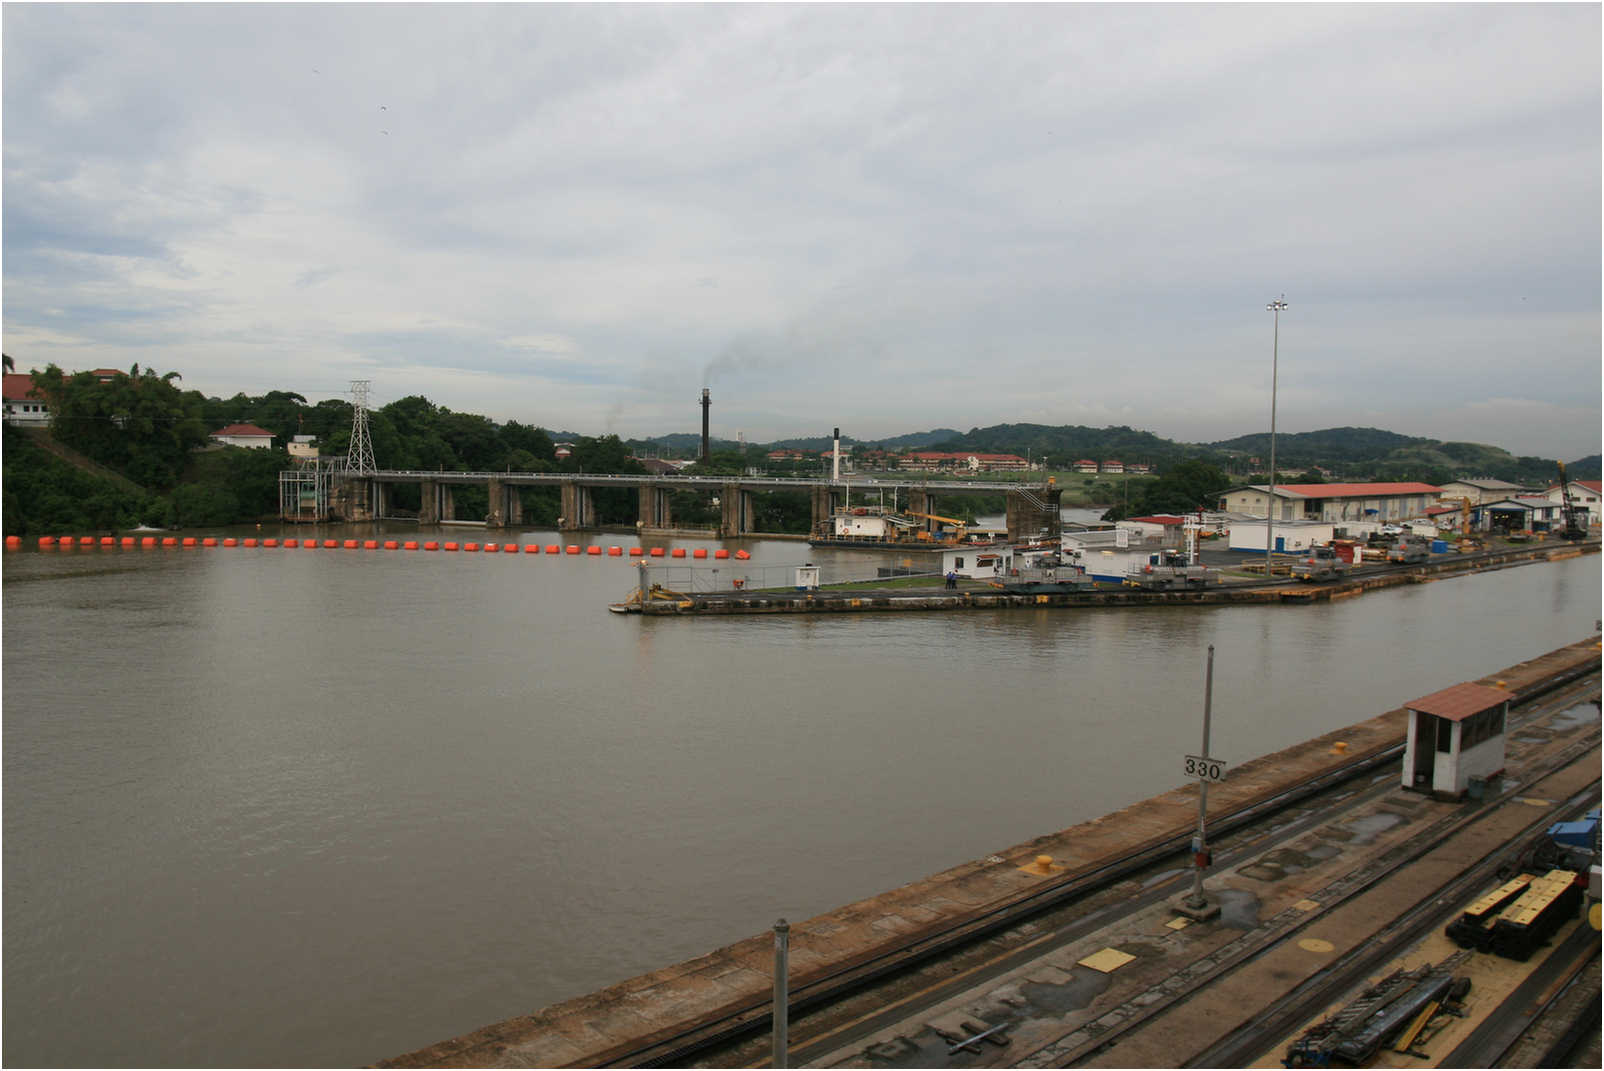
[945,570,958,589]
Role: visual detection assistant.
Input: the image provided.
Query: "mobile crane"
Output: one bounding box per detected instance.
[1556,462,1587,540]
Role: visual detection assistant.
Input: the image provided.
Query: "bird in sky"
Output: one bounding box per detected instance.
[380,105,387,110]
[380,129,389,135]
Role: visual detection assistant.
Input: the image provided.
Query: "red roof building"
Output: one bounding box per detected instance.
[210,423,276,449]
[2,373,48,425]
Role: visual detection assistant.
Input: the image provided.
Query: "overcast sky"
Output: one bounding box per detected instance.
[4,4,1600,458]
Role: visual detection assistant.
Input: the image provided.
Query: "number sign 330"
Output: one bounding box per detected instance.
[1184,755,1227,783]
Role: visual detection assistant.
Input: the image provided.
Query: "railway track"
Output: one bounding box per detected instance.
[592,667,1601,1068]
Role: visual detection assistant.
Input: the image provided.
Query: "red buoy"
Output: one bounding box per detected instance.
[284,539,299,548]
[37,536,56,547]
[364,540,379,550]
[464,542,480,552]
[243,538,257,547]
[101,536,117,547]
[523,543,539,553]
[383,540,399,550]
[566,545,580,555]
[5,535,21,548]
[323,539,338,549]
[586,545,602,556]
[671,548,686,558]
[607,546,623,556]
[692,548,708,559]
[222,538,238,547]
[143,537,159,547]
[649,547,665,557]
[546,544,561,554]
[343,539,360,549]
[121,537,136,548]
[403,540,419,550]
[183,537,198,547]
[423,541,439,551]
[734,549,751,560]
[714,548,729,559]
[263,538,279,547]
[163,537,179,547]
[443,542,459,552]
[503,543,519,554]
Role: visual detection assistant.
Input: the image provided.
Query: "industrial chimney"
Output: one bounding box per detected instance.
[832,427,841,482]
[700,389,711,462]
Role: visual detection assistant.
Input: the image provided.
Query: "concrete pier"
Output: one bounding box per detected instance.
[378,639,1601,1069]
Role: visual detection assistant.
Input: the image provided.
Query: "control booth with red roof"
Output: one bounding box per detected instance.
[1401,681,1510,800]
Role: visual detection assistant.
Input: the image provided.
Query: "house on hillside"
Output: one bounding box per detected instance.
[210,423,275,449]
[2,373,49,426]
[287,435,319,459]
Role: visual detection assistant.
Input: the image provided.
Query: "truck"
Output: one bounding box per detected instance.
[1290,544,1350,582]
[1124,549,1220,590]
[1386,538,1430,564]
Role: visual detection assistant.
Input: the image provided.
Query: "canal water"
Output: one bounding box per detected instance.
[3,526,1598,1066]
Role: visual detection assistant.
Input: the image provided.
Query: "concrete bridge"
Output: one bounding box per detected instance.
[302,468,1063,542]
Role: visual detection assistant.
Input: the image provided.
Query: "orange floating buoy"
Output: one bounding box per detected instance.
[284,539,299,548]
[364,540,379,550]
[692,548,708,559]
[443,542,459,552]
[322,539,338,549]
[120,536,135,547]
[566,545,580,555]
[503,543,519,554]
[243,538,257,547]
[263,538,279,547]
[383,540,398,550]
[424,541,440,551]
[143,537,158,547]
[163,537,178,547]
[629,547,643,557]
[586,545,601,556]
[484,543,500,553]
[523,544,539,553]
[303,540,318,549]
[546,544,561,554]
[462,542,479,552]
[343,539,360,549]
[183,537,198,547]
[714,548,729,559]
[223,538,238,547]
[734,549,750,560]
[37,536,56,547]
[671,548,685,558]
[403,540,419,550]
[101,536,117,546]
[649,547,665,557]
[5,535,20,548]
[607,546,622,556]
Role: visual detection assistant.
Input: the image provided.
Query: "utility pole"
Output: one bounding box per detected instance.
[1265,298,1287,577]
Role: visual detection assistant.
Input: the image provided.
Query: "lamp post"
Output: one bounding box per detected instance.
[1265,298,1287,578]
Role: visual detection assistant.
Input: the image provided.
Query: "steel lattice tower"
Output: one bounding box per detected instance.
[346,380,376,474]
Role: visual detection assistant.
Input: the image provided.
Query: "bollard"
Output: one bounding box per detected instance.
[772,919,790,1069]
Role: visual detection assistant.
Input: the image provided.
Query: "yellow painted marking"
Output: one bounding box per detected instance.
[1590,903,1601,931]
[1078,948,1137,973]
[1165,917,1191,930]
[1298,938,1335,953]
[1293,899,1320,912]
[1514,797,1553,806]
[1036,594,1049,604]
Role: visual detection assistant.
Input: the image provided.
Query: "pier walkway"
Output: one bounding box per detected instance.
[381,639,1601,1068]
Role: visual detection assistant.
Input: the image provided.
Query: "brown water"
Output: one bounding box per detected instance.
[3,526,1597,1066]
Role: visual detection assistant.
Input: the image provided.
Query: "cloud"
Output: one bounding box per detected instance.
[2,4,1598,458]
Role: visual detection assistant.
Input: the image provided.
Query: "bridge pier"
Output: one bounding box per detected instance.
[639,485,673,529]
[719,483,754,538]
[1005,485,1063,543]
[418,480,457,525]
[486,478,523,527]
[559,481,594,531]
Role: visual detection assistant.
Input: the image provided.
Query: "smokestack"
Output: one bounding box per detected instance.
[700,388,710,462]
[832,427,841,482]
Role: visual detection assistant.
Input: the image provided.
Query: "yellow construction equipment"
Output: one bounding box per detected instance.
[904,510,970,535]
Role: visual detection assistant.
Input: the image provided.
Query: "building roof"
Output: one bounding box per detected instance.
[1406,682,1510,722]
[211,423,274,438]
[2,373,41,401]
[1484,496,1559,510]
[1443,477,1525,490]
[1548,480,1602,494]
[1227,482,1441,500]
[1125,515,1185,525]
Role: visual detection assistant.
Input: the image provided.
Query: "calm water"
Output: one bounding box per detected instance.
[3,526,1598,1066]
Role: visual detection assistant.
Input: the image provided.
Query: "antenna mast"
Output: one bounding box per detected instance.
[346,380,376,474]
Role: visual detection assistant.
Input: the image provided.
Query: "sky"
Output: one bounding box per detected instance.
[3,3,1600,459]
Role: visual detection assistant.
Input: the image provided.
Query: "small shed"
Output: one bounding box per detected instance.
[1402,682,1510,799]
[941,545,1013,579]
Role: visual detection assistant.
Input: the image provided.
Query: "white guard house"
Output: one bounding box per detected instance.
[1225,520,1335,554]
[940,545,1014,580]
[1402,682,1509,800]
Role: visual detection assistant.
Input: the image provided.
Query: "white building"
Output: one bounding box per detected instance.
[2,373,49,426]
[1546,480,1602,527]
[1219,482,1441,524]
[209,423,275,449]
[287,435,319,459]
[1438,478,1529,505]
[1402,682,1508,800]
[1226,520,1335,554]
[1061,527,1158,582]
[940,545,1014,579]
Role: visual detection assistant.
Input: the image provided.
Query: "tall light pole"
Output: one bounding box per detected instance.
[1265,298,1287,579]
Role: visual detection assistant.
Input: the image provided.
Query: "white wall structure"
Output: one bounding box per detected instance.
[1226,521,1334,553]
[1401,682,1508,800]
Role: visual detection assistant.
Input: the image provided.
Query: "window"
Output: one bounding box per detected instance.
[1436,716,1453,753]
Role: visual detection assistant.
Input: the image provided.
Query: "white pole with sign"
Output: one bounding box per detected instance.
[1179,645,1224,919]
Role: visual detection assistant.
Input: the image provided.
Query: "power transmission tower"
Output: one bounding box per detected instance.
[346,380,376,474]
